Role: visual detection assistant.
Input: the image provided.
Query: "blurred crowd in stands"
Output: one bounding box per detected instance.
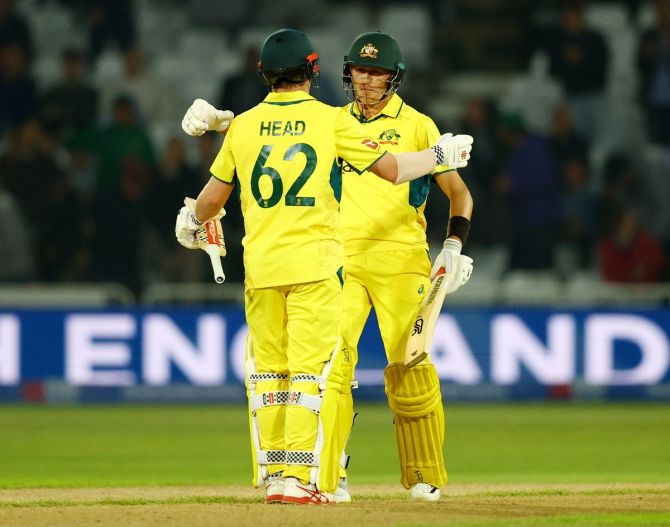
[0,0,669,294]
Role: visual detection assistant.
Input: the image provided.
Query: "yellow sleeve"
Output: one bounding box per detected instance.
[334,108,386,174]
[417,114,453,176]
[209,123,236,183]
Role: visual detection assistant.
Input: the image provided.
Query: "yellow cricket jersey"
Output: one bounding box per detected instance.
[339,94,453,256]
[210,91,386,289]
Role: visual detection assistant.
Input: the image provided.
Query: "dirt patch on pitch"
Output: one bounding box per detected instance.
[1,483,669,527]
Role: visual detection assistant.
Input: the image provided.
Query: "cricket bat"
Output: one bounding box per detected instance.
[203,219,225,284]
[404,266,449,368]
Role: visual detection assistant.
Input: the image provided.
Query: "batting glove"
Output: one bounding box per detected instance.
[181,99,234,136]
[431,238,473,294]
[175,197,226,255]
[431,133,474,169]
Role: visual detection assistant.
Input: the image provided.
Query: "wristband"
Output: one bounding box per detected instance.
[447,216,470,245]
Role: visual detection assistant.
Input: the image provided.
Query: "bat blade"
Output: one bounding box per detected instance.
[404,267,449,368]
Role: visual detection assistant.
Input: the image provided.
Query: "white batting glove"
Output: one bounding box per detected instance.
[431,133,474,169]
[181,99,234,136]
[430,238,473,294]
[175,197,226,253]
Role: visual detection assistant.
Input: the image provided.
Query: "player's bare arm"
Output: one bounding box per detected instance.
[430,170,474,288]
[195,177,235,223]
[434,170,474,242]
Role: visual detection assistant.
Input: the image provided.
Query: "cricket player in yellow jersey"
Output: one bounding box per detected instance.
[174,29,474,505]
[335,32,475,503]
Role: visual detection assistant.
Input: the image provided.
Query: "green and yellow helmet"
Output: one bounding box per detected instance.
[342,31,405,101]
[258,29,320,91]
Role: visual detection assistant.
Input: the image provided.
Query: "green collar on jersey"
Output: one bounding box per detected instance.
[350,93,404,123]
[262,91,316,106]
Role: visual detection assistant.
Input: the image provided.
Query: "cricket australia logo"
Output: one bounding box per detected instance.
[359,43,379,59]
[415,470,424,483]
[412,316,424,336]
[378,128,401,145]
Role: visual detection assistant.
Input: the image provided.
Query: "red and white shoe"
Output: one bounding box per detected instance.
[281,477,334,505]
[265,479,285,504]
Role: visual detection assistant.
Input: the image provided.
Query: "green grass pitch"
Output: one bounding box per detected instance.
[0,402,668,488]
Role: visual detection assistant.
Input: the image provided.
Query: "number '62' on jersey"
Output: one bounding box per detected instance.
[210,91,387,289]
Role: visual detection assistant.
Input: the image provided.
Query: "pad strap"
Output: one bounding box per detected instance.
[248,372,289,388]
[287,391,322,415]
[286,450,319,466]
[291,373,324,388]
[257,450,286,465]
[249,391,289,413]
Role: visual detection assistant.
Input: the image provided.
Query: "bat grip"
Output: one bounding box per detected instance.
[204,244,225,284]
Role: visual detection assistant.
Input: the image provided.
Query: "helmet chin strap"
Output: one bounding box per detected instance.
[352,74,401,119]
[354,91,391,119]
[343,67,402,117]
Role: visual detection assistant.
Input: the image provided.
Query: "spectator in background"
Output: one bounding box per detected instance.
[85,0,136,62]
[538,0,609,143]
[153,136,200,215]
[597,152,642,237]
[0,0,32,55]
[548,103,595,268]
[35,161,88,283]
[496,114,563,270]
[0,42,37,134]
[67,94,156,194]
[560,158,597,268]
[0,119,87,281]
[599,207,664,283]
[548,103,589,163]
[0,119,64,223]
[637,0,670,145]
[101,47,174,124]
[91,157,153,294]
[0,182,34,282]
[216,45,267,116]
[449,97,507,246]
[40,48,99,138]
[146,136,205,282]
[187,0,252,44]
[148,136,200,247]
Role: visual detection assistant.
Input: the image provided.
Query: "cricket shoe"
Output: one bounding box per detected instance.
[409,483,441,502]
[282,477,334,505]
[333,477,351,503]
[265,474,285,504]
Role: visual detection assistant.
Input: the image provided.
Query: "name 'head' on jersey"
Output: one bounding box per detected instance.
[342,31,406,103]
[258,28,320,96]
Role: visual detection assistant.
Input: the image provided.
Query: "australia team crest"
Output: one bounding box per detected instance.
[359,43,379,59]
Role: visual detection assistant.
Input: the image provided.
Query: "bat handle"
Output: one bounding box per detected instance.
[204,244,225,284]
